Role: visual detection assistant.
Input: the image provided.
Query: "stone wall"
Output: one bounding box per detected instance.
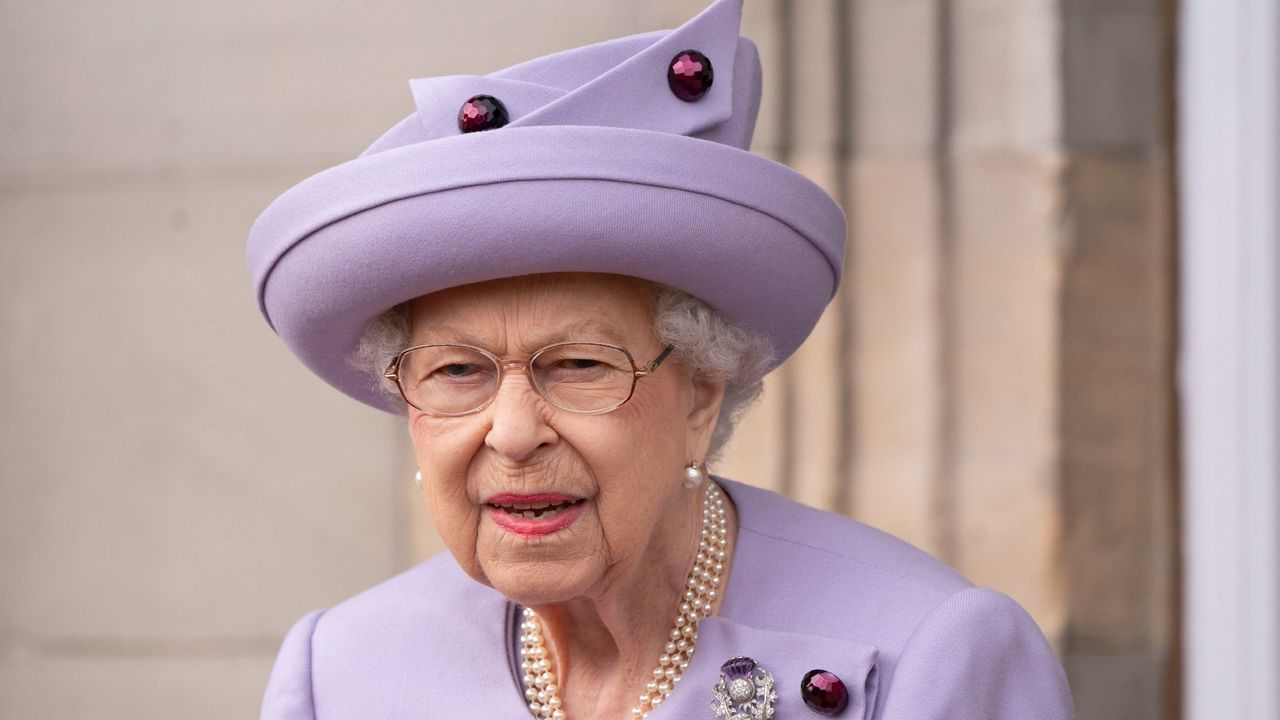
[710,2,1178,718]
[0,1,1177,717]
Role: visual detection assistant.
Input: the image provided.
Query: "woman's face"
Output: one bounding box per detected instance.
[404,273,724,606]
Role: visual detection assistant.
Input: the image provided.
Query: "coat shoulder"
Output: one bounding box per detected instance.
[719,478,972,646]
[724,478,970,595]
[719,480,1072,718]
[309,551,510,667]
[263,553,516,718]
[319,551,485,629]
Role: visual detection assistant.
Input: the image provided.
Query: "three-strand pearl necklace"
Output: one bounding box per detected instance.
[519,480,730,719]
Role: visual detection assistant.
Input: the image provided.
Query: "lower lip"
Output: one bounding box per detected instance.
[485,501,586,537]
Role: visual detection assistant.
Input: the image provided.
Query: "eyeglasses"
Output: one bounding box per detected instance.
[383,341,675,416]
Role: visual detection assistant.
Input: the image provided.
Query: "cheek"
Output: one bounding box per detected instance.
[565,390,687,480]
[569,384,691,545]
[626,376,693,459]
[409,415,486,563]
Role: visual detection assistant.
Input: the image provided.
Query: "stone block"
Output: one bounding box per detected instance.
[1064,649,1170,720]
[1060,155,1175,651]
[0,1,645,182]
[0,177,405,640]
[951,0,1061,153]
[1063,5,1165,153]
[948,152,1067,636]
[786,0,842,152]
[742,0,785,157]
[851,0,939,154]
[846,156,941,553]
[0,652,271,720]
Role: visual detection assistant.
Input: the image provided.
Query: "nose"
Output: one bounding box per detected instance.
[483,363,558,462]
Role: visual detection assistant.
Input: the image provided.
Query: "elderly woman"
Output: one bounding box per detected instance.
[248,1,1073,718]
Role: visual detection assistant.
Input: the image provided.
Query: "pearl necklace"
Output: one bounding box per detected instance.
[519,480,729,719]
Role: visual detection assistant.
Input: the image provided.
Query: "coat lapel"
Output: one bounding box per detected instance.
[651,616,880,720]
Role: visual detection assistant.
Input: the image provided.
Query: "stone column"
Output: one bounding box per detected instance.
[711,2,1180,718]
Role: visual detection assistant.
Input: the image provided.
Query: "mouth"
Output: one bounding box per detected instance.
[487,498,585,518]
[483,493,587,537]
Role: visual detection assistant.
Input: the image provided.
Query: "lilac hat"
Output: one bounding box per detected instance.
[246,0,846,412]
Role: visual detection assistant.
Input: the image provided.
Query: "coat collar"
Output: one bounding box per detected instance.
[655,615,880,719]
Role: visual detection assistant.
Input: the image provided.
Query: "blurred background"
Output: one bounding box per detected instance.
[1,0,1274,718]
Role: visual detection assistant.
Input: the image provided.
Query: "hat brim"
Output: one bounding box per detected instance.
[247,125,845,412]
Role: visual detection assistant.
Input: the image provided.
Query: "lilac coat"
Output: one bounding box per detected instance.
[261,479,1074,719]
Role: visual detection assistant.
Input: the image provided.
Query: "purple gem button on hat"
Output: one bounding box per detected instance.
[246,0,846,412]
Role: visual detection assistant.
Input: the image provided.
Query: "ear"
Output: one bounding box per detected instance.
[685,374,727,461]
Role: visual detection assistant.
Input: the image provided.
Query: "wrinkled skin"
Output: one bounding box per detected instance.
[404,272,736,716]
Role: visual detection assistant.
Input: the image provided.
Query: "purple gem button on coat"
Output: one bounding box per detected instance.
[802,669,850,715]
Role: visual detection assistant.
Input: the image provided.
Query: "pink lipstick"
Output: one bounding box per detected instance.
[484,493,586,537]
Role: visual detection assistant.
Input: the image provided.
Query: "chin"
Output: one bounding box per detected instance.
[483,556,604,608]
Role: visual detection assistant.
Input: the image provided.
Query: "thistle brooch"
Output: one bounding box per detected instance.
[711,656,777,720]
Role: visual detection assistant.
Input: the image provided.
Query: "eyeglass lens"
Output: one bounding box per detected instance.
[395,343,638,415]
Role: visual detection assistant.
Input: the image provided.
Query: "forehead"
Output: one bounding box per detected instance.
[407,273,656,349]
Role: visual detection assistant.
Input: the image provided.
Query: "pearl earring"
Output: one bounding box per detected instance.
[683,460,706,489]
[414,470,423,490]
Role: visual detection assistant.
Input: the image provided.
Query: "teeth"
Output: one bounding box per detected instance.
[514,505,561,519]
[490,499,580,519]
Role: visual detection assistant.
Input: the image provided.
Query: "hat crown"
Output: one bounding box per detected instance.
[362,0,761,157]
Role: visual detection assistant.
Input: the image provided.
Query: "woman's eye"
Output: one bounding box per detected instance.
[420,363,489,384]
[540,357,612,384]
[439,363,481,377]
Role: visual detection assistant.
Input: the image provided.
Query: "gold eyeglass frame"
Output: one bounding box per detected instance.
[383,341,676,417]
